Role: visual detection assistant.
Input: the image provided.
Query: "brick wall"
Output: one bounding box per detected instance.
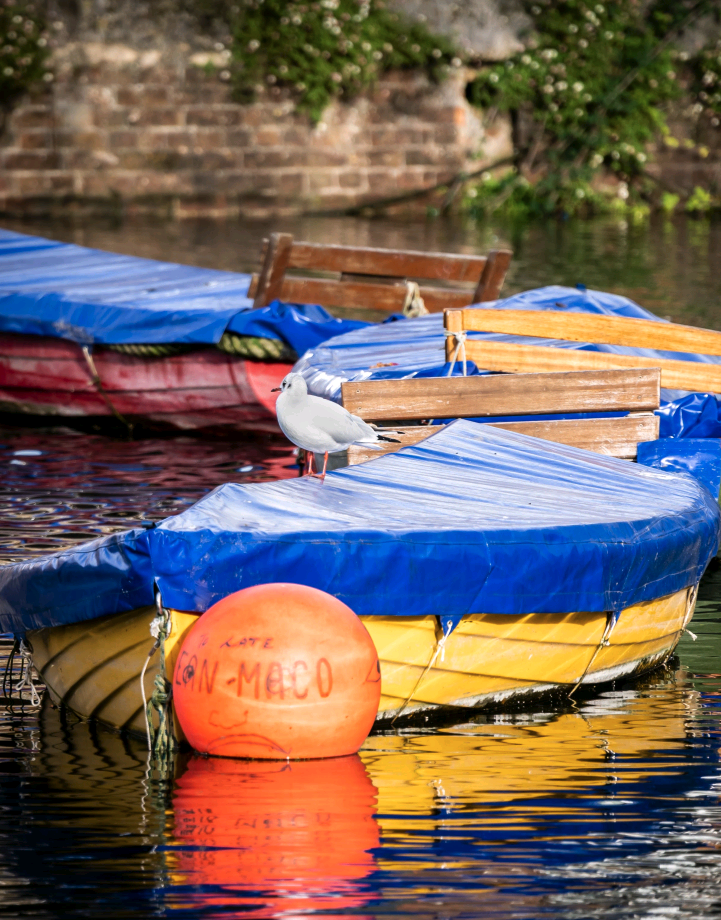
[0,43,512,219]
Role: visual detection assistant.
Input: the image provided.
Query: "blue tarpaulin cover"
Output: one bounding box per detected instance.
[0,229,366,354]
[0,420,717,635]
[295,285,721,439]
[637,438,721,500]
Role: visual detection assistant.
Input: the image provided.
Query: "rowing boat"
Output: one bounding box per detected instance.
[297,285,721,441]
[0,229,363,432]
[5,419,716,737]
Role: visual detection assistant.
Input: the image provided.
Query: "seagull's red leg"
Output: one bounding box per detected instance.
[311,451,329,481]
[302,450,313,476]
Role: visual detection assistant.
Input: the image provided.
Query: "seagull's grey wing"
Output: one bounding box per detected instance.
[303,396,379,450]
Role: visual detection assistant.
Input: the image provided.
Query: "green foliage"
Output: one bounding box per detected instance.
[464,169,611,220]
[661,191,680,213]
[685,185,713,213]
[467,0,685,217]
[688,38,721,125]
[0,0,49,112]
[230,0,458,123]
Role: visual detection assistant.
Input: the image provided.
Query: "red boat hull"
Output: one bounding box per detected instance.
[0,333,292,432]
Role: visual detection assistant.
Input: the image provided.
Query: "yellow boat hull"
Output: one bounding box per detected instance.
[27,585,696,738]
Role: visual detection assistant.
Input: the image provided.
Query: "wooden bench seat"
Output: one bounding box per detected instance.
[444,307,721,393]
[341,367,661,465]
[248,232,513,313]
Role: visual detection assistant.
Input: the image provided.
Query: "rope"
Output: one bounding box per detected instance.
[568,611,619,699]
[13,641,41,707]
[140,596,177,765]
[402,281,429,318]
[80,345,134,435]
[107,343,190,357]
[391,618,453,724]
[105,336,298,362]
[2,640,18,701]
[444,329,467,377]
[216,332,297,362]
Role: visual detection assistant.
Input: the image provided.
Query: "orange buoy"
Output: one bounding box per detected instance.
[172,583,381,759]
[172,754,379,912]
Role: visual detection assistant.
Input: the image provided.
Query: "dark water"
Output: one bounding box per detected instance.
[2,213,721,918]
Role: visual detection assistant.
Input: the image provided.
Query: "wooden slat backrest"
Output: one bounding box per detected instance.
[347,414,660,464]
[445,307,721,394]
[453,307,721,356]
[341,368,660,422]
[249,232,512,312]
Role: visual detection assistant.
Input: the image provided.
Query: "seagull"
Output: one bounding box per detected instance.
[272,372,399,479]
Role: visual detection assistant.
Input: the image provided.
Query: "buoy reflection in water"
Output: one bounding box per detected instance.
[171,754,379,917]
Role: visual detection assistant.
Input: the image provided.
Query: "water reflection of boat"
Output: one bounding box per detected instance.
[4,674,719,916]
[170,755,378,917]
[360,685,707,880]
[15,420,718,736]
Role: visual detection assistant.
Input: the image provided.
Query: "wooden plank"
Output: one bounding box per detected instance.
[463,340,721,394]
[490,415,659,458]
[341,368,660,422]
[347,425,439,463]
[460,307,721,356]
[252,232,294,308]
[278,277,474,312]
[287,242,489,283]
[347,415,660,464]
[473,250,512,302]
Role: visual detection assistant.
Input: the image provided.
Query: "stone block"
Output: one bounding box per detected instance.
[140,130,194,151]
[368,149,405,167]
[133,107,184,127]
[2,150,60,170]
[55,102,96,131]
[339,171,366,189]
[54,130,105,151]
[16,131,53,151]
[185,107,244,127]
[309,170,340,193]
[281,127,311,146]
[276,172,305,195]
[140,85,172,106]
[367,170,405,194]
[173,85,233,106]
[11,107,55,129]
[108,130,141,149]
[237,106,274,127]
[312,191,357,210]
[245,149,308,169]
[405,148,440,167]
[433,124,460,144]
[306,149,348,167]
[93,109,132,129]
[48,174,76,193]
[115,151,152,170]
[255,126,282,145]
[226,128,254,147]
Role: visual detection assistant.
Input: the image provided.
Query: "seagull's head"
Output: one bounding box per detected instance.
[272,372,308,397]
